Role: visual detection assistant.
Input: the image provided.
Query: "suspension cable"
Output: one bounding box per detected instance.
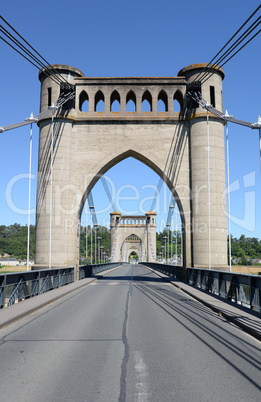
[192,5,261,84]
[0,90,75,133]
[0,15,71,88]
[187,91,261,130]
[101,176,116,211]
[0,27,63,87]
[200,27,261,85]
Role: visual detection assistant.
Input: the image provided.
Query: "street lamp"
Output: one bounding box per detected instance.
[169,205,175,265]
[93,223,98,264]
[161,245,165,263]
[163,236,167,262]
[97,236,101,263]
[89,206,95,264]
[100,245,104,263]
[166,224,170,263]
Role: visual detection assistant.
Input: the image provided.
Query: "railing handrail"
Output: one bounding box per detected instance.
[140,262,261,313]
[0,263,122,309]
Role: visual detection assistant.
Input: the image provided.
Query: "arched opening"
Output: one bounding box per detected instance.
[129,251,139,264]
[110,90,121,112]
[95,90,105,112]
[79,90,89,112]
[142,90,152,112]
[126,90,136,112]
[121,234,142,263]
[173,90,183,112]
[158,90,168,112]
[79,152,185,268]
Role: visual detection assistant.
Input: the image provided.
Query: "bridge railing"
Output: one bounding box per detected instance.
[79,262,122,279]
[141,262,261,313]
[0,262,122,309]
[187,268,261,313]
[0,267,74,309]
[140,262,184,281]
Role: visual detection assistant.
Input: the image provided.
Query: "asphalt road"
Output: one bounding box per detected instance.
[0,264,260,402]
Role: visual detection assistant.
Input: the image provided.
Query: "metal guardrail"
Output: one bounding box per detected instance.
[0,263,121,309]
[141,262,261,314]
[140,262,184,281]
[79,262,122,280]
[0,267,74,309]
[187,268,261,313]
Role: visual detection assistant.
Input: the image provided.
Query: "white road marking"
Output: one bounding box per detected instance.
[133,351,149,402]
[90,282,122,285]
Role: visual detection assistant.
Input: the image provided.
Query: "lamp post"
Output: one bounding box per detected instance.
[169,205,174,265]
[166,224,170,263]
[100,245,104,263]
[163,236,167,262]
[161,245,165,263]
[97,236,101,264]
[89,205,95,264]
[93,223,98,264]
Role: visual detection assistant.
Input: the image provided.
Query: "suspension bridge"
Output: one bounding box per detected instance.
[0,6,261,402]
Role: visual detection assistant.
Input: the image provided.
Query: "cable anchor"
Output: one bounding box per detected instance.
[25,112,38,123]
[251,115,261,129]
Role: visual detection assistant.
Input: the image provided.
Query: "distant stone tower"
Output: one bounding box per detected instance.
[110,211,157,263]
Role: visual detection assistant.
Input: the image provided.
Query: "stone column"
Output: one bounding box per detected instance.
[178,64,228,269]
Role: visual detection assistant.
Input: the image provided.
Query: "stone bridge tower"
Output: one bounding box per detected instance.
[35,63,227,275]
[110,211,157,263]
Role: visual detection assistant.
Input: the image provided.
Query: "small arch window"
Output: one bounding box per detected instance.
[142,90,152,112]
[173,90,183,112]
[79,90,89,112]
[158,90,168,112]
[126,90,136,112]
[95,90,105,112]
[110,90,121,112]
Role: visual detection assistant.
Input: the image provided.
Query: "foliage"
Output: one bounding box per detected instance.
[79,225,111,264]
[156,229,182,258]
[129,251,138,262]
[229,235,261,265]
[0,224,35,260]
[1,223,261,265]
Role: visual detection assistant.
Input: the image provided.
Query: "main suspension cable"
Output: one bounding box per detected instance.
[0,15,72,88]
[200,27,261,85]
[191,5,261,84]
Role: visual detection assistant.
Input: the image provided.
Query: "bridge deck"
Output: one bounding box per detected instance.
[0,265,260,401]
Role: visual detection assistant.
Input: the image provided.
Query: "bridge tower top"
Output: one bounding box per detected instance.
[110,211,156,228]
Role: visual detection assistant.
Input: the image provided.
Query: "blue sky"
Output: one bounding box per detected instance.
[0,0,261,239]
